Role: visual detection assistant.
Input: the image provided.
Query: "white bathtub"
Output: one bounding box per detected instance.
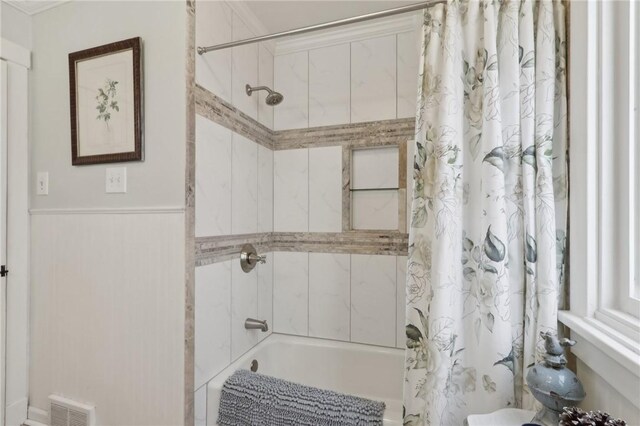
[206,334,405,426]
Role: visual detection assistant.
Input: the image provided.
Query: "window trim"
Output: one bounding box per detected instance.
[561,0,640,404]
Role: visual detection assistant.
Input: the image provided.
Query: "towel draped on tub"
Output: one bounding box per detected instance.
[217,369,386,426]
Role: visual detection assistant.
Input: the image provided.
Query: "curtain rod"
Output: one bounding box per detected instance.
[197,0,444,55]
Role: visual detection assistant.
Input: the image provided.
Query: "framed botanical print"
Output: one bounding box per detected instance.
[69,37,143,165]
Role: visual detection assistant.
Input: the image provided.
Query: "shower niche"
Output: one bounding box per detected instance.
[345,142,408,233]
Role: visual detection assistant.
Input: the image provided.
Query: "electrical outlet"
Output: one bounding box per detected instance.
[36,172,49,195]
[105,167,127,193]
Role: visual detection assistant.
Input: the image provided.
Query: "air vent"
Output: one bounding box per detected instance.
[49,395,95,426]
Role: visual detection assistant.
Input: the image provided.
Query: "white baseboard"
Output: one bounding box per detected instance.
[24,420,48,426]
[6,397,28,426]
[27,406,49,425]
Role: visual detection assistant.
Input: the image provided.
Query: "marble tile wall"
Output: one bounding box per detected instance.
[194,385,207,426]
[196,3,275,126]
[351,35,397,123]
[194,2,276,413]
[274,29,421,130]
[273,251,407,349]
[231,134,258,235]
[308,253,351,341]
[195,116,232,237]
[308,44,351,127]
[232,13,259,120]
[309,146,343,232]
[273,252,310,335]
[195,262,231,390]
[195,1,232,103]
[193,254,273,395]
[274,51,309,130]
[273,149,309,232]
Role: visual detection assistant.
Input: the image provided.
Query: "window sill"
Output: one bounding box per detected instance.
[558,310,640,409]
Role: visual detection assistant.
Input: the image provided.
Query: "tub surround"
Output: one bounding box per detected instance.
[193,3,419,425]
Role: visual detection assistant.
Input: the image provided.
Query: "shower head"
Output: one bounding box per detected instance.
[245,84,284,106]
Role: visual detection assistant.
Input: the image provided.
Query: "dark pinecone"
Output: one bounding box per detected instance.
[559,406,627,426]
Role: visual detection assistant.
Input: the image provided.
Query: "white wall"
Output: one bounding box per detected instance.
[577,360,640,422]
[30,1,186,210]
[1,5,32,424]
[28,2,187,424]
[1,2,33,50]
[5,60,30,426]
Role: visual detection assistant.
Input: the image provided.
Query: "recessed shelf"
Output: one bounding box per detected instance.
[349,187,399,192]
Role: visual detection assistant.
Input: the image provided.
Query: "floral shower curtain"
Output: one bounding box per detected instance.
[403,0,567,424]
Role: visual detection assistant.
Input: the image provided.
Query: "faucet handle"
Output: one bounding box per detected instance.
[249,253,266,264]
[240,244,266,272]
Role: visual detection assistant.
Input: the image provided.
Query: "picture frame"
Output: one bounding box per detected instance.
[68,37,143,165]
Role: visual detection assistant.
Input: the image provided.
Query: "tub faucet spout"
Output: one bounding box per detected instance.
[245,318,268,332]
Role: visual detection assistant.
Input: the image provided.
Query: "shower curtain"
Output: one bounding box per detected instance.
[403,0,567,424]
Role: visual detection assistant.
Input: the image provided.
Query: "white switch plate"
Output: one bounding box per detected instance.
[36,172,49,195]
[105,167,127,193]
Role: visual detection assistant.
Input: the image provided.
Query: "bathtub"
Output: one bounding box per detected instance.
[206,334,405,426]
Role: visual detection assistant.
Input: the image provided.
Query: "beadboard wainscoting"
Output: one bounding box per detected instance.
[29,211,185,426]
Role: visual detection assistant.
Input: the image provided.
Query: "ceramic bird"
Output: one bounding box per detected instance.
[540,331,575,356]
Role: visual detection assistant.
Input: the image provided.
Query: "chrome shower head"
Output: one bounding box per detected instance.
[245,84,284,106]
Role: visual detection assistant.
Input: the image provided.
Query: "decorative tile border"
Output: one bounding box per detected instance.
[272,231,408,255]
[195,231,408,266]
[195,233,273,266]
[341,146,352,232]
[184,1,196,425]
[276,118,415,150]
[194,85,415,151]
[195,84,275,149]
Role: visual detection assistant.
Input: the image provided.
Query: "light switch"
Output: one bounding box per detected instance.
[36,172,49,195]
[106,167,127,193]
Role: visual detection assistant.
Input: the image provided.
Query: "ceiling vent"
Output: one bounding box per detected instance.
[49,395,95,426]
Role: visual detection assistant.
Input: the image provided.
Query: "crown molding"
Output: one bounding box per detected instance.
[274,11,421,56]
[3,0,69,15]
[226,1,276,55]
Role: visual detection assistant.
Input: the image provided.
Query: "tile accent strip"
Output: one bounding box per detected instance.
[195,231,408,266]
[195,84,276,149]
[276,118,415,150]
[184,1,196,425]
[196,233,273,266]
[272,231,408,255]
[194,85,415,151]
